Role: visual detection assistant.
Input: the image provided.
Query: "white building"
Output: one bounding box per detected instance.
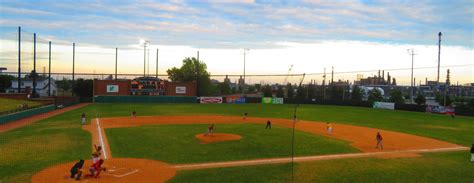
[7,78,58,97]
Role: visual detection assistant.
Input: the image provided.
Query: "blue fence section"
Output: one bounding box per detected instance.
[0,105,56,124]
[93,96,197,103]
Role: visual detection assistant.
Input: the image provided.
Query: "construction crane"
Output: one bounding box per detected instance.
[283,65,293,85]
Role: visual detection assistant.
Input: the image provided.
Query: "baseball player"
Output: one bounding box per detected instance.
[243,112,248,120]
[326,122,333,134]
[92,144,102,164]
[376,132,383,150]
[81,113,86,125]
[132,110,136,118]
[471,144,474,162]
[265,120,272,129]
[204,124,215,136]
[86,159,106,178]
[70,159,84,180]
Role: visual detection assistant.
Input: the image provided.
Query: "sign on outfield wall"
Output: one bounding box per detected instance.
[373,102,394,110]
[200,97,223,104]
[272,98,284,104]
[262,97,284,104]
[106,85,119,93]
[226,97,246,104]
[176,86,186,94]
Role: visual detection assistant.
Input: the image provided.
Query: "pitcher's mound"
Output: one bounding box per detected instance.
[32,158,176,183]
[195,133,242,144]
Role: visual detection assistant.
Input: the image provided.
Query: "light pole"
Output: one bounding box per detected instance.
[140,39,150,77]
[242,48,249,96]
[407,49,416,103]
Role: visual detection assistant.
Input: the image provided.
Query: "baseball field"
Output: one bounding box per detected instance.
[1,103,473,182]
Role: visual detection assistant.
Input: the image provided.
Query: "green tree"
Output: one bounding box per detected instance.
[286,83,294,98]
[57,78,71,96]
[0,74,15,92]
[368,88,383,102]
[263,84,272,97]
[414,94,426,105]
[296,85,306,99]
[435,92,453,106]
[468,98,474,108]
[351,85,363,101]
[167,57,211,96]
[73,79,93,98]
[254,84,262,92]
[246,85,256,93]
[219,82,231,95]
[329,85,343,100]
[276,85,284,98]
[389,89,405,104]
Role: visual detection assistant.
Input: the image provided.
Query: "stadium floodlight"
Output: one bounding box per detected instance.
[140,39,150,77]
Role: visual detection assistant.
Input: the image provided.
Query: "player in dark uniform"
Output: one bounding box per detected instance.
[265,120,272,129]
[70,159,84,180]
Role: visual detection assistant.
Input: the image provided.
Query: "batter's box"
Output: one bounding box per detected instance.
[106,166,140,178]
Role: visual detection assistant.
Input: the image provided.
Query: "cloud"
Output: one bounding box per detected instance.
[0,6,55,16]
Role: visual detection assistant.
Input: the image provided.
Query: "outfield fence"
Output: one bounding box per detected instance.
[93,96,197,103]
[0,105,55,124]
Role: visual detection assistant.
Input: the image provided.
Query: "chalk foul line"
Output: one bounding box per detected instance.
[96,117,108,159]
[113,169,140,178]
[172,146,469,170]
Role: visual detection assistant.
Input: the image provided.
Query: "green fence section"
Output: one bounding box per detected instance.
[93,96,197,103]
[0,105,56,124]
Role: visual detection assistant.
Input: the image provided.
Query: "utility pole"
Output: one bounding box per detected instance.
[141,40,149,77]
[72,42,75,81]
[48,41,51,96]
[147,48,150,76]
[156,49,159,78]
[196,50,200,97]
[407,48,416,103]
[444,69,449,106]
[437,32,442,86]
[115,48,118,80]
[242,48,249,96]
[17,26,21,93]
[72,42,75,96]
[33,33,37,97]
[323,68,326,99]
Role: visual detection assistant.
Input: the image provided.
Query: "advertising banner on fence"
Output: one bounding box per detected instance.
[175,86,186,94]
[373,102,395,110]
[426,105,455,114]
[262,97,284,104]
[226,97,246,104]
[272,98,284,104]
[262,97,272,104]
[106,85,119,93]
[200,97,223,104]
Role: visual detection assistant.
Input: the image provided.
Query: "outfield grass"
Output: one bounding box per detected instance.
[0,106,93,182]
[90,103,474,146]
[106,124,359,163]
[0,103,473,182]
[170,151,474,183]
[0,98,42,113]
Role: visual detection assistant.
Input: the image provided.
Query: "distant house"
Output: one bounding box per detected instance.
[6,78,58,97]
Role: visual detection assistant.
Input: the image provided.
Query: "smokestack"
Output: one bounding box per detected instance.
[425,78,428,85]
[387,72,391,85]
[331,66,334,84]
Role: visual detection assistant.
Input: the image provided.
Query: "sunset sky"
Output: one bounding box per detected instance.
[0,0,472,85]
